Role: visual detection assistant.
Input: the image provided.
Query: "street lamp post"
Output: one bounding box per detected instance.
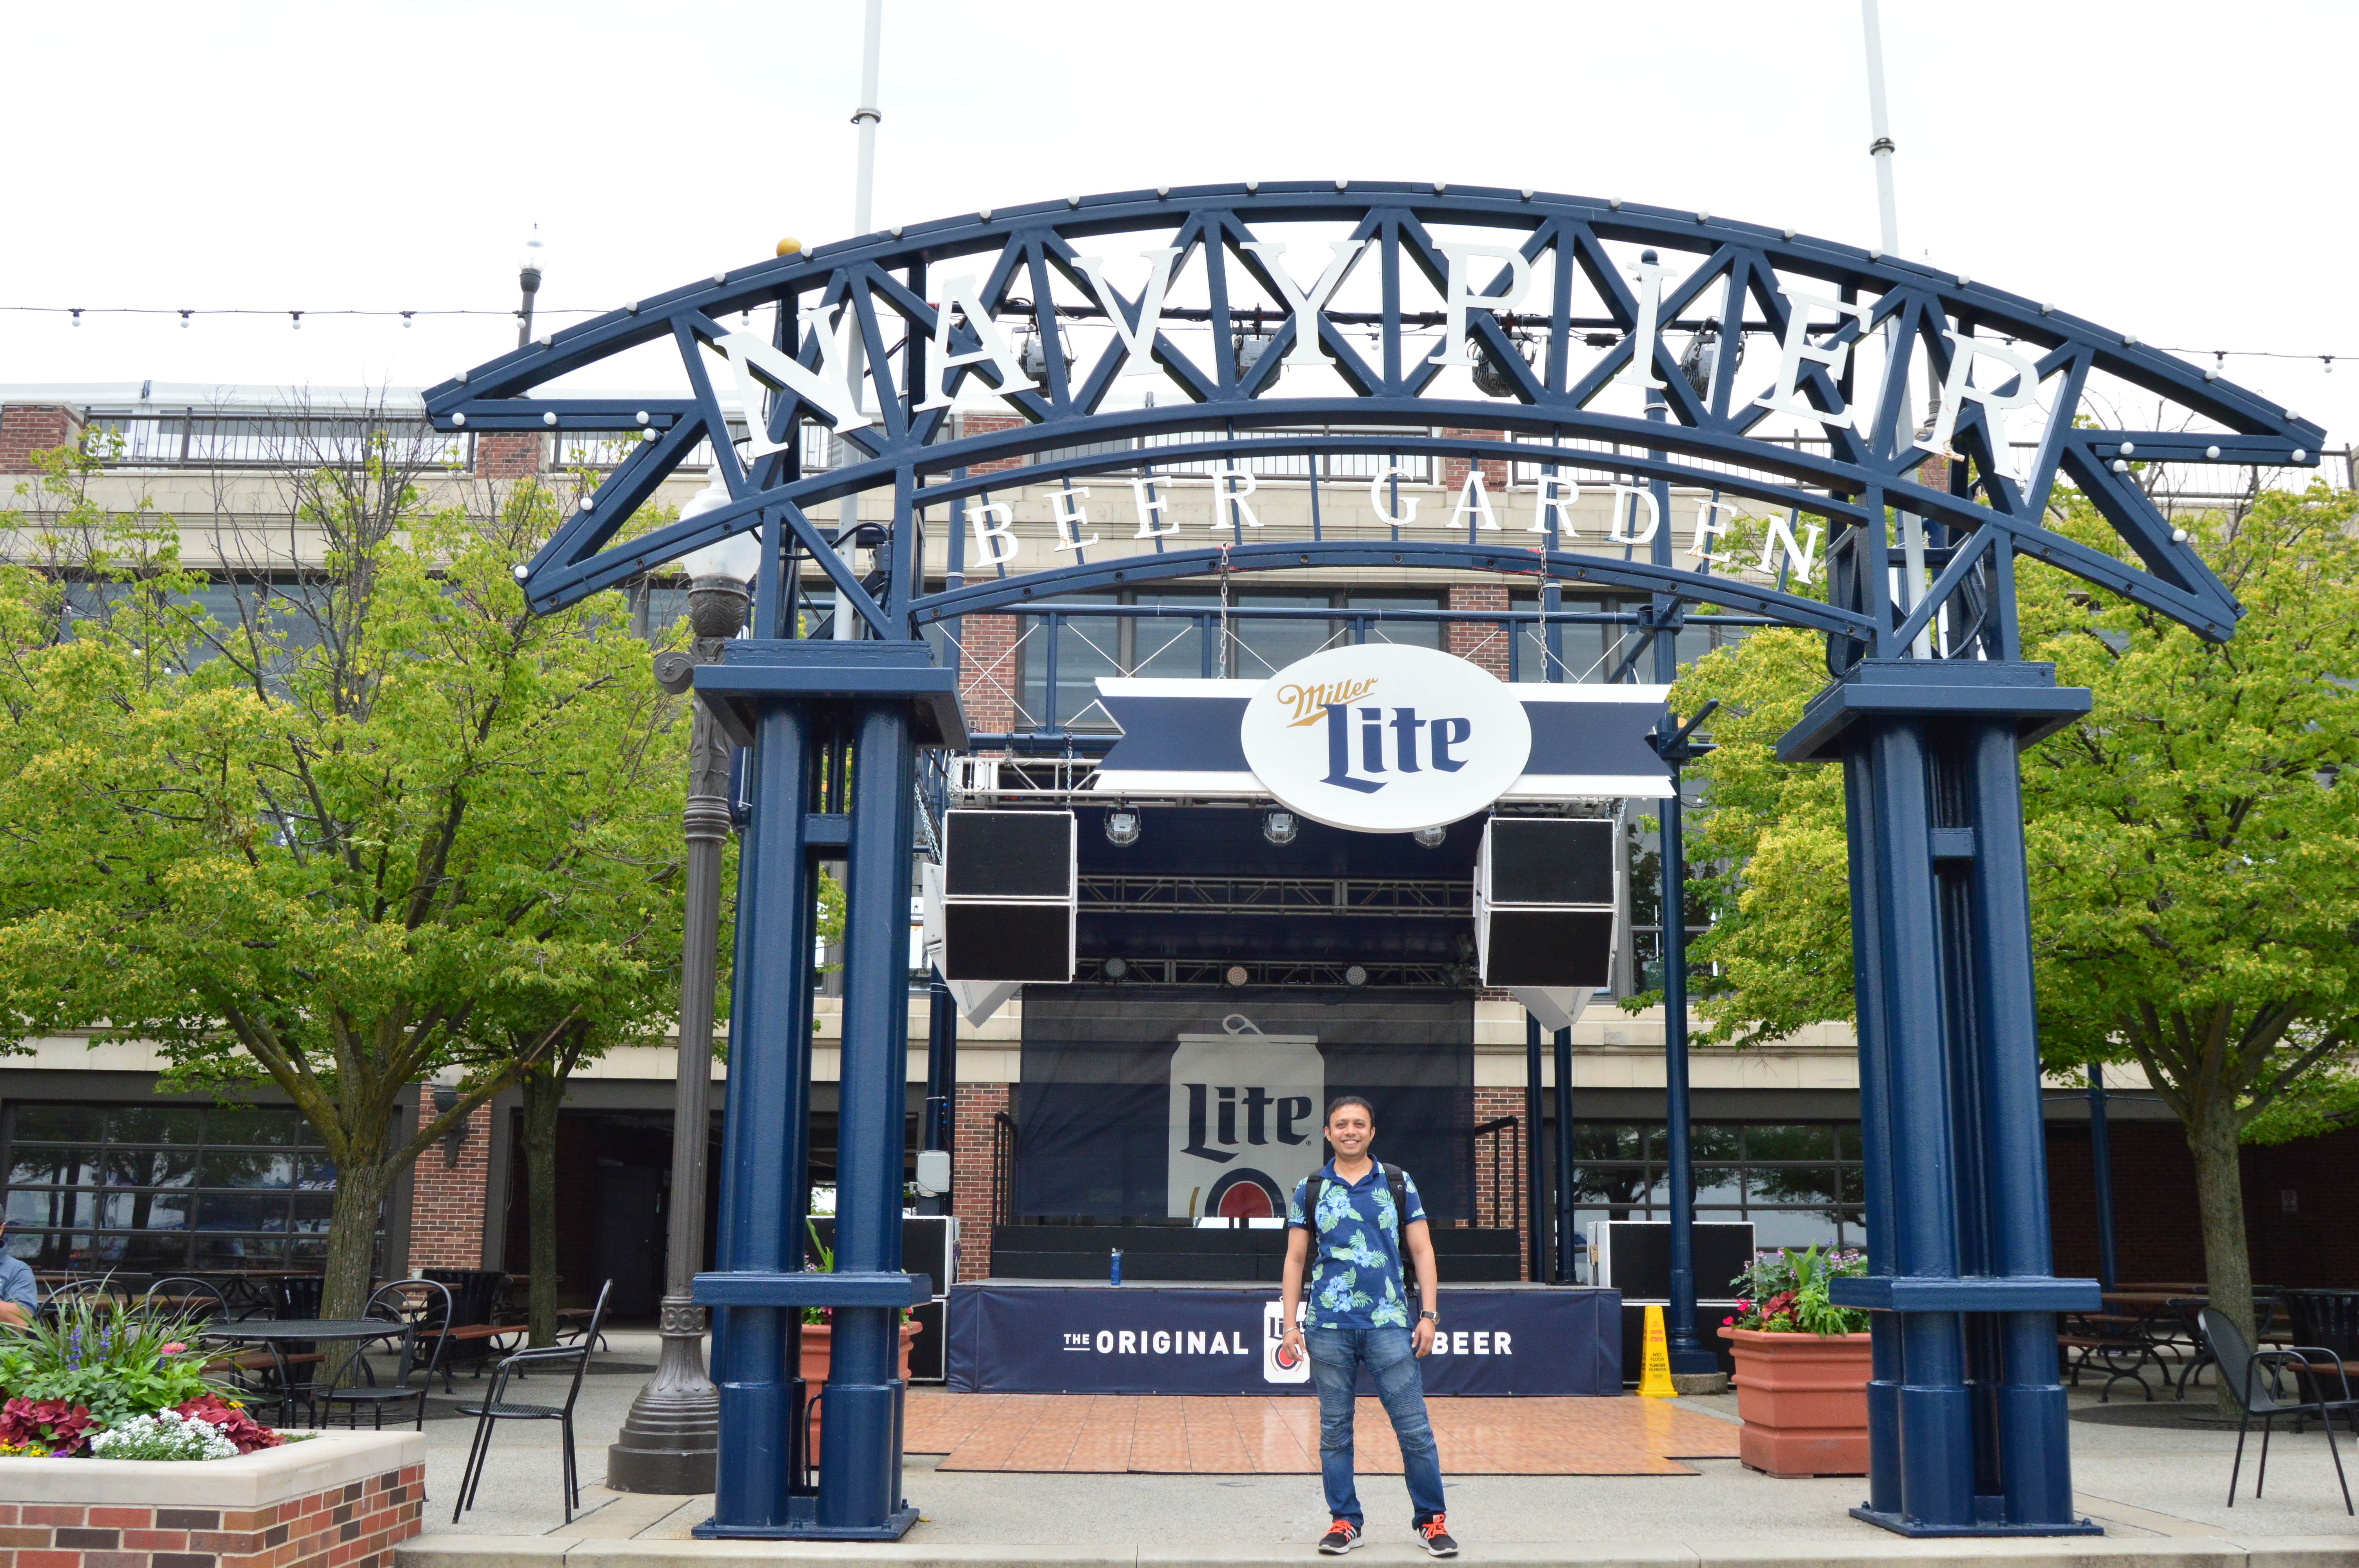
[609,482,758,1494]
[517,225,546,350]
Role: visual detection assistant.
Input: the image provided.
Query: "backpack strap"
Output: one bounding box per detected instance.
[1301,1174,1324,1230]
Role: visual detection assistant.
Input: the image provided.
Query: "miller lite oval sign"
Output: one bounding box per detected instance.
[1240,645,1532,833]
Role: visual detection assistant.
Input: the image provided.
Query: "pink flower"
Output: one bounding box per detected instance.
[1722,1316,1735,1326]
[160,1343,186,1355]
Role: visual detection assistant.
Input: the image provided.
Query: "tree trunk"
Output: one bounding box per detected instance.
[520,1068,563,1348]
[318,1158,394,1393]
[2185,1096,2255,1417]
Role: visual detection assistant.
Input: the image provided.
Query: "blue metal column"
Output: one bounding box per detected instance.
[1839,743,1904,1516]
[1785,661,2098,1537]
[2087,1073,2118,1292]
[1552,1026,1578,1285]
[1644,375,1712,1375]
[1866,716,1976,1525]
[1965,721,2078,1525]
[818,700,919,1533]
[1524,1015,1546,1283]
[707,701,816,1531]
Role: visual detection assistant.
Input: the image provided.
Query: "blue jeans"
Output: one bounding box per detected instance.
[1304,1326,1447,1527]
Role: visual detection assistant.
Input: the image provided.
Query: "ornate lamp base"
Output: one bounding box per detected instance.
[607,1297,720,1495]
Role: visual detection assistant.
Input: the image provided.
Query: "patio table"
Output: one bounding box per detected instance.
[198,1318,404,1427]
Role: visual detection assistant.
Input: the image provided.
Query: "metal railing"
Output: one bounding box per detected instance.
[1472,1115,1522,1236]
[85,410,468,470]
[990,1111,1020,1228]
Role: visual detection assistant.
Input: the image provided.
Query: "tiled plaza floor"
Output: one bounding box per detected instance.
[903,1389,1742,1474]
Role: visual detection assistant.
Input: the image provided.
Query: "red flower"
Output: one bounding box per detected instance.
[174,1394,283,1454]
[0,1397,98,1455]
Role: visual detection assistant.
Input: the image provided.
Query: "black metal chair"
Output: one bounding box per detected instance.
[37,1278,108,1321]
[2200,1306,2357,1515]
[321,1279,454,1431]
[422,1267,521,1386]
[142,1275,227,1320]
[451,1279,612,1525]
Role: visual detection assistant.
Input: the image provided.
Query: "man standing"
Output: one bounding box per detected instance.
[1281,1095,1457,1557]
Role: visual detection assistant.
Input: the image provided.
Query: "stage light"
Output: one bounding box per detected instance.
[1105,808,1141,847]
[1414,825,1448,848]
[1261,810,1298,847]
[1344,964,1369,988]
[1103,956,1129,980]
[1224,965,1249,987]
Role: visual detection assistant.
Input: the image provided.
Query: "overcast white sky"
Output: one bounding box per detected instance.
[5,1,2353,449]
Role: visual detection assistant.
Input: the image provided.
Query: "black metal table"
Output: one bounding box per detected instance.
[199,1319,405,1427]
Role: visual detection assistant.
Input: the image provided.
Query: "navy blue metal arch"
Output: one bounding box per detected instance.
[426,180,2308,653]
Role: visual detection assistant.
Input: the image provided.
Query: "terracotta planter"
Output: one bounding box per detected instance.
[801,1319,923,1462]
[1720,1325,1872,1478]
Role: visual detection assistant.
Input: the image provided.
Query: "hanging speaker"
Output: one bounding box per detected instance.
[1475,817,1617,988]
[939,809,1076,983]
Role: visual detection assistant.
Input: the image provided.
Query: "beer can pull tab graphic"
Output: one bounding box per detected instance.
[1263,1298,1310,1384]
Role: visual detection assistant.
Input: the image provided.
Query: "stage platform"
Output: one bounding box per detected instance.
[946,1281,1620,1396]
[905,1389,1738,1475]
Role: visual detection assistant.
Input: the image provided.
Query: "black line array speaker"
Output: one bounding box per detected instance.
[1475,817,1616,988]
[941,809,1076,982]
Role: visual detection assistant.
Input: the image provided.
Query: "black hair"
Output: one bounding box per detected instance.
[1323,1094,1375,1126]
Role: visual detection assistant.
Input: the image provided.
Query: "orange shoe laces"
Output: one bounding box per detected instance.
[1420,1517,1449,1539]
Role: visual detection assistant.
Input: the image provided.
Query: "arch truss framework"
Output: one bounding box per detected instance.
[430,185,2306,1541]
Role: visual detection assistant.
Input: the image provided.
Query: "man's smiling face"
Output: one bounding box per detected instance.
[1326,1103,1372,1160]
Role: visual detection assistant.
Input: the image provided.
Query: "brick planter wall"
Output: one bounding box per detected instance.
[0,1433,422,1568]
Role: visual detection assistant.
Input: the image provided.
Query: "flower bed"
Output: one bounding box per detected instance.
[0,1292,289,1459]
[0,1429,423,1568]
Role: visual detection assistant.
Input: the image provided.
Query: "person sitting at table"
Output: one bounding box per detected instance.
[0,1221,37,1327]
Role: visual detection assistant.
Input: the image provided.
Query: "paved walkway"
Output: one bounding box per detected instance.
[389,1333,2357,1563]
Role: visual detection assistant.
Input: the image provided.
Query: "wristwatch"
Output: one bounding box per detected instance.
[1419,1310,1439,1325]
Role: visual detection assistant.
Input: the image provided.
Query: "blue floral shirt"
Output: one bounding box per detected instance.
[1287,1159,1426,1330]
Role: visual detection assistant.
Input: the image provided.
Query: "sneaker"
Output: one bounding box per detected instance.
[1318,1519,1362,1554]
[1416,1516,1459,1557]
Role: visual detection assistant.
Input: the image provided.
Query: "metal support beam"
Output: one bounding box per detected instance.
[1552,1026,1578,1285]
[702,700,818,1534]
[1783,661,2099,1536]
[1523,1015,1545,1283]
[817,700,920,1536]
[2088,1071,2118,1292]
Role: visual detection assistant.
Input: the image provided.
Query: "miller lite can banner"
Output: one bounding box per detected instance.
[1168,1031,1324,1221]
[943,1283,1621,1396]
[1015,989,1474,1223]
[1262,1297,1310,1383]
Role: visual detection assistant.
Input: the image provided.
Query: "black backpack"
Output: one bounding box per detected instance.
[1302,1162,1416,1283]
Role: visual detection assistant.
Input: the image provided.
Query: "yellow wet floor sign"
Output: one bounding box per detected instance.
[1636,1303,1678,1398]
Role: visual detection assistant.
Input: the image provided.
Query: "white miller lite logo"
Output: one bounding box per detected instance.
[1167,1027,1323,1221]
[1263,1299,1309,1384]
[1240,644,1532,834]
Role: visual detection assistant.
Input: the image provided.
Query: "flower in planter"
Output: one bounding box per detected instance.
[1725,1245,1871,1336]
[89,1409,239,1462]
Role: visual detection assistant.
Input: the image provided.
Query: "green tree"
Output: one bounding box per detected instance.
[1665,487,2359,1374]
[0,425,689,1325]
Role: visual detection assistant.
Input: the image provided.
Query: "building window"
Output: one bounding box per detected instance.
[1571,1120,1865,1269]
[2,1103,347,1275]
[1012,590,1446,731]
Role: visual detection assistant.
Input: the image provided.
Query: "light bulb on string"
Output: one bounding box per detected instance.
[70,309,81,327]
[291,312,303,332]
[402,312,414,330]
[178,311,191,329]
